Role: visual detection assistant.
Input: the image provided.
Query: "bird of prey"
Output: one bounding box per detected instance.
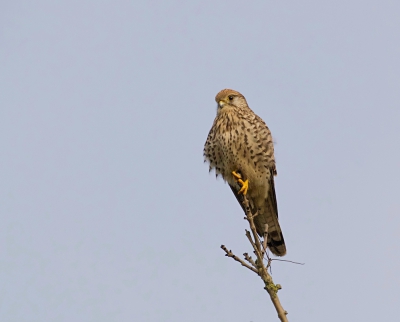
[204,89,286,256]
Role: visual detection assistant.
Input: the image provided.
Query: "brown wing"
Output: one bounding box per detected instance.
[263,174,286,256]
[229,172,286,257]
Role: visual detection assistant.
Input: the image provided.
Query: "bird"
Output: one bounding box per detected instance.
[203,89,286,256]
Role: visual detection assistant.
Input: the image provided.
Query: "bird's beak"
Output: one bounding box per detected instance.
[218,100,226,108]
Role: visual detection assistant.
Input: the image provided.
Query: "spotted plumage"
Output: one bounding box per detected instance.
[204,89,286,256]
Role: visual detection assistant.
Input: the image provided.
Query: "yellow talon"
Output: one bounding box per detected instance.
[238,179,249,195]
[232,171,242,180]
[232,171,249,195]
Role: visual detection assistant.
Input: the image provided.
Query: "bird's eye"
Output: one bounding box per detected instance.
[228,95,234,101]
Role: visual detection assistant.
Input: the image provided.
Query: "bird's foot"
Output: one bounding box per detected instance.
[238,180,249,195]
[232,171,249,195]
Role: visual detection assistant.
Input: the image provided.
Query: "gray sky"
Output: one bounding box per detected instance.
[1,1,400,321]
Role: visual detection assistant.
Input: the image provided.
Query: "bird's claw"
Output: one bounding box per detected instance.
[232,171,249,195]
[238,179,249,195]
[232,171,241,180]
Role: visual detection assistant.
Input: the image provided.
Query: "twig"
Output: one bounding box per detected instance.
[245,230,259,257]
[262,224,269,253]
[221,245,258,274]
[243,252,257,268]
[272,259,305,265]
[243,205,263,262]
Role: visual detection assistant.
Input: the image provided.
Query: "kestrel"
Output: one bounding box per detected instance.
[204,89,286,256]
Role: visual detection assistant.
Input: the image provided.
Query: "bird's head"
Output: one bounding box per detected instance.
[215,89,248,113]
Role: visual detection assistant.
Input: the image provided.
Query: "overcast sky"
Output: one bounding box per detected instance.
[1,1,400,321]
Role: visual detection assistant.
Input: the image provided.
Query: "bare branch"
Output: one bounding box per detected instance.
[220,245,258,274]
[221,195,289,322]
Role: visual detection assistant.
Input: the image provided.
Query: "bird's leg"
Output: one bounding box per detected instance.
[232,171,249,195]
[232,170,242,180]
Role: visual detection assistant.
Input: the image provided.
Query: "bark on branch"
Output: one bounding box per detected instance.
[221,195,289,322]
